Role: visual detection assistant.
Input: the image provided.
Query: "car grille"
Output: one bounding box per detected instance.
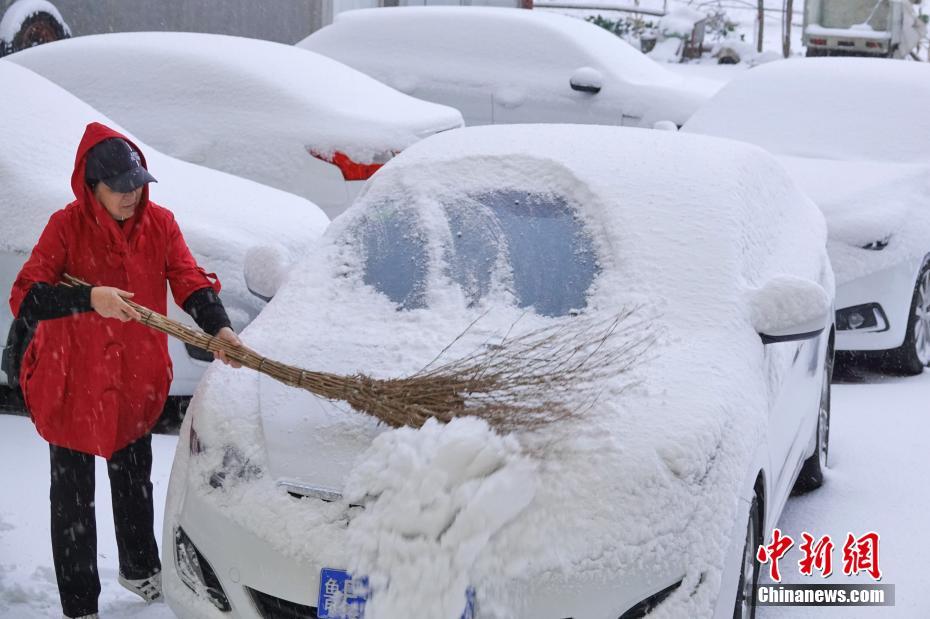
[247,587,319,619]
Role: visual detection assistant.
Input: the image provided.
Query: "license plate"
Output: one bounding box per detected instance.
[318,568,476,619]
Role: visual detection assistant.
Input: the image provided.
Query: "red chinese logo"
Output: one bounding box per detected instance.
[757,528,794,582]
[842,532,882,580]
[798,533,834,577]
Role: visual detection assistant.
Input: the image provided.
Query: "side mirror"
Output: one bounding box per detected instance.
[570,67,603,94]
[244,244,291,302]
[750,276,832,344]
[653,120,679,132]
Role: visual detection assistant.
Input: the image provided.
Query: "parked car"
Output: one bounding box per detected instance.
[8,32,464,219]
[0,61,329,404]
[163,124,834,619]
[299,7,721,128]
[683,57,930,374]
[0,0,70,56]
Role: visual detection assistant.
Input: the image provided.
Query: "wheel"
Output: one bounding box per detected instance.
[10,11,69,53]
[733,496,761,619]
[793,347,832,493]
[883,262,930,375]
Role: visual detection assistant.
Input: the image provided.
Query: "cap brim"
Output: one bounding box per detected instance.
[103,166,157,193]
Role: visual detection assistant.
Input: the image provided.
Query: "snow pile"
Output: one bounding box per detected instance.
[658,6,704,38]
[779,155,930,285]
[342,418,536,619]
[749,275,831,334]
[301,6,719,127]
[8,32,463,216]
[683,58,930,164]
[178,125,830,617]
[0,61,328,331]
[0,0,70,43]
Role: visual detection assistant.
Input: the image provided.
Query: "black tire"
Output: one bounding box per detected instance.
[733,496,761,619]
[794,347,832,493]
[882,261,930,375]
[10,11,69,54]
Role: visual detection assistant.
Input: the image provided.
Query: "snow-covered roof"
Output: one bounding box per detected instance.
[8,31,464,162]
[0,61,328,322]
[683,58,930,164]
[302,6,679,87]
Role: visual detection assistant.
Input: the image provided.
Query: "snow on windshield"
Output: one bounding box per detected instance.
[356,188,600,317]
[683,58,930,164]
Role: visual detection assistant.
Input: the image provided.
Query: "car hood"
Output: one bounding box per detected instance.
[777,155,930,248]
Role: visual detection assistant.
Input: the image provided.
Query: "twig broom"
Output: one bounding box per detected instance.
[64,274,651,432]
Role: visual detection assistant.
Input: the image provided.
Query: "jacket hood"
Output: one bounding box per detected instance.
[72,122,151,230]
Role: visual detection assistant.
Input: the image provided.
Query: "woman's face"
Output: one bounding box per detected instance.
[94,182,142,222]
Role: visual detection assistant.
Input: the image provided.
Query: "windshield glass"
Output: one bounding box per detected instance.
[356,201,428,310]
[444,190,599,317]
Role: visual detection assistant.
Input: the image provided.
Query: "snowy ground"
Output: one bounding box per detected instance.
[1,365,927,617]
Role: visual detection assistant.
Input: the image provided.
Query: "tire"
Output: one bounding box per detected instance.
[10,11,68,54]
[883,262,930,375]
[733,496,761,619]
[793,347,832,493]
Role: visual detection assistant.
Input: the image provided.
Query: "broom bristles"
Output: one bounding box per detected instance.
[63,274,652,431]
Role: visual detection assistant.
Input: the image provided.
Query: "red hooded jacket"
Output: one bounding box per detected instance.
[9,122,220,458]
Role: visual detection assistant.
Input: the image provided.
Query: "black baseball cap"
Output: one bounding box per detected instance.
[85,138,157,192]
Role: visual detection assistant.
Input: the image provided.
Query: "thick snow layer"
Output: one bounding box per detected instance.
[0,0,70,43]
[777,156,930,285]
[179,125,830,617]
[8,32,463,216]
[0,61,328,326]
[805,24,892,40]
[683,57,930,164]
[658,6,705,38]
[300,6,721,126]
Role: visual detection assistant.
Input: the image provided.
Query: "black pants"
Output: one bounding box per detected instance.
[50,435,161,618]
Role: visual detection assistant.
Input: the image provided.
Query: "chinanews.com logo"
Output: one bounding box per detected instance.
[754,529,894,607]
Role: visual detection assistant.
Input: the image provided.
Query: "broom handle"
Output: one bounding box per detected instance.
[63,273,265,369]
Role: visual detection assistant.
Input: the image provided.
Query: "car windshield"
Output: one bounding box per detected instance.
[443,190,600,317]
[355,190,599,316]
[356,201,429,310]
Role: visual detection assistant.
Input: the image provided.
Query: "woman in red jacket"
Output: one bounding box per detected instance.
[9,122,241,619]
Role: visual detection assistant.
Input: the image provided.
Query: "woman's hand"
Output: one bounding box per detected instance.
[214,326,243,368]
[90,286,141,322]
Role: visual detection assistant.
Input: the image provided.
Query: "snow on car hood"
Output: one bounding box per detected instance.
[187,125,828,617]
[9,31,464,164]
[777,155,930,285]
[0,62,328,322]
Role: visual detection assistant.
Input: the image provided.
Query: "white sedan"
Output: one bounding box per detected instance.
[300,7,720,129]
[7,32,464,220]
[164,125,833,619]
[684,57,930,374]
[0,61,328,402]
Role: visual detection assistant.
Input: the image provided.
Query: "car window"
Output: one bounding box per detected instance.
[356,202,428,310]
[444,190,599,317]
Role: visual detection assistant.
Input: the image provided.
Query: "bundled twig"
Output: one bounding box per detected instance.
[64,274,653,431]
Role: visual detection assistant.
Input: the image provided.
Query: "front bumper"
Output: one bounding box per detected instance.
[834,260,918,352]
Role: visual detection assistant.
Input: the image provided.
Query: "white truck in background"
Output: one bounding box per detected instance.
[803,0,926,58]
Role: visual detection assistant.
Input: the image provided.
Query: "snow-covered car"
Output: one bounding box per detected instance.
[164,124,834,619]
[683,57,930,374]
[299,7,721,129]
[0,0,70,57]
[0,61,328,401]
[7,32,464,220]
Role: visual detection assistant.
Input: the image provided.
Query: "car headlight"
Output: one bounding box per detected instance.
[836,303,889,332]
[619,579,683,619]
[174,526,231,612]
[861,237,890,251]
